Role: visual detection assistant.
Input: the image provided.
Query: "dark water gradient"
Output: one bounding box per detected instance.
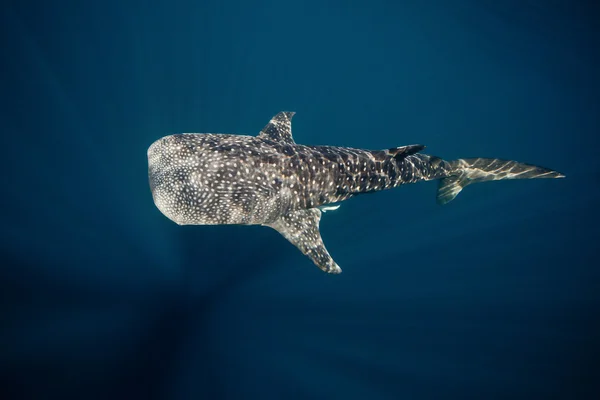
[1,0,599,399]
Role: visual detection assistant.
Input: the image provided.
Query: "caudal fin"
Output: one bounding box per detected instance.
[436,158,565,205]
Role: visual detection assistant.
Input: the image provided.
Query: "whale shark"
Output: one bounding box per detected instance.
[148,112,564,274]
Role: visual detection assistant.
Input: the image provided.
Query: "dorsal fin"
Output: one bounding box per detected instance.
[258,111,296,144]
[387,144,425,159]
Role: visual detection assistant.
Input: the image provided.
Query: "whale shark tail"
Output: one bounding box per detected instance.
[436,158,565,205]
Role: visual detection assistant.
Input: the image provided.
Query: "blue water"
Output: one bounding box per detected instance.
[2,1,599,399]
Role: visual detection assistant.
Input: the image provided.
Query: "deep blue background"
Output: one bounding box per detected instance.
[2,1,599,399]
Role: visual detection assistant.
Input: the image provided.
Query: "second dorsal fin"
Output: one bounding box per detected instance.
[388,144,425,159]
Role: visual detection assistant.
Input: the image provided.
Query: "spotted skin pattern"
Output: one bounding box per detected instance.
[148,112,564,274]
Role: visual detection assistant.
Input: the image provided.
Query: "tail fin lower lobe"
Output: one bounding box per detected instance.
[436,158,565,205]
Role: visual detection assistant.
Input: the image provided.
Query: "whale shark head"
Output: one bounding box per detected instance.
[147,135,192,225]
[147,138,174,192]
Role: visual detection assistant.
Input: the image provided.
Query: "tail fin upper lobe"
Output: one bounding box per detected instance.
[436,158,565,205]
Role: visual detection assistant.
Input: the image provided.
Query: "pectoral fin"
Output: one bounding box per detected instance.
[266,208,341,274]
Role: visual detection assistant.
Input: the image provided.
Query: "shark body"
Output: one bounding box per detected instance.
[148,112,564,273]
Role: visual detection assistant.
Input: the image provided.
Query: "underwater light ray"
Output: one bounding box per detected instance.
[2,6,181,272]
